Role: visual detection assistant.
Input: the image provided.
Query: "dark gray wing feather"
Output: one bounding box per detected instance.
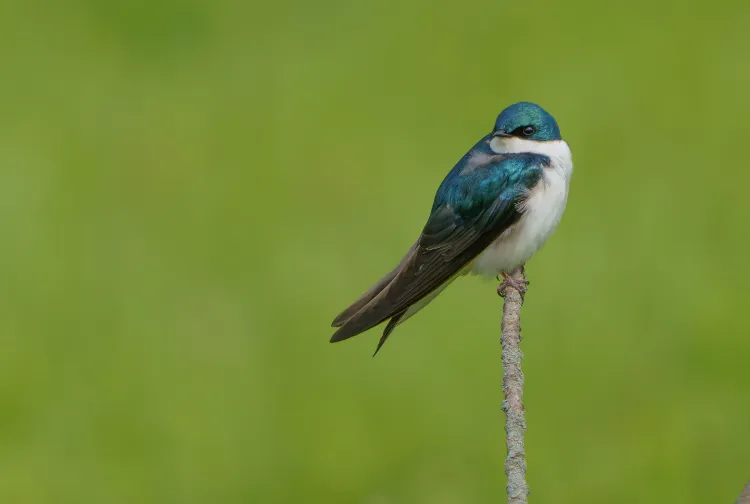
[331,243,417,327]
[330,149,547,346]
[329,197,518,343]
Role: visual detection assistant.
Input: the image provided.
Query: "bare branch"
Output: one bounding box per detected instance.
[499,266,529,504]
[737,481,750,504]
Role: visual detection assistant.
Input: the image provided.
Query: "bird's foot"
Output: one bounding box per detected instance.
[497,271,529,299]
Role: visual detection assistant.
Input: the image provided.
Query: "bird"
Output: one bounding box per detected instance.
[331,102,573,355]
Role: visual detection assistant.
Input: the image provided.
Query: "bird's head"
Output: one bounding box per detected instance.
[491,102,561,148]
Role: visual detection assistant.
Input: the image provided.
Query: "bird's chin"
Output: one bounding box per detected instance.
[490,136,521,154]
[490,136,545,155]
[489,136,505,153]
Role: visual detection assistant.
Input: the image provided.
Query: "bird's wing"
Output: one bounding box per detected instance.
[331,242,417,327]
[330,149,548,343]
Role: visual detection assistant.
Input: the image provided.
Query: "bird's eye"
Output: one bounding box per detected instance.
[522,126,536,136]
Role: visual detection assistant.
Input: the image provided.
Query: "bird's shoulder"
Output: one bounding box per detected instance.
[432,135,549,216]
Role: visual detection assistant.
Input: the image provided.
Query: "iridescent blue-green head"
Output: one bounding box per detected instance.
[492,102,561,142]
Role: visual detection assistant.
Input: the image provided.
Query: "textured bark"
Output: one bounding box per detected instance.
[499,267,529,503]
[737,481,750,504]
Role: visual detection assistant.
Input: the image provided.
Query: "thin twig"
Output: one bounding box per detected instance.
[737,480,750,504]
[499,266,529,503]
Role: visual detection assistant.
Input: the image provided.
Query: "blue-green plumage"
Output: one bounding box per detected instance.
[432,134,547,216]
[494,102,561,141]
[331,102,570,354]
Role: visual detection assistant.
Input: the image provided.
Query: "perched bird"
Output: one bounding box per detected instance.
[331,102,573,355]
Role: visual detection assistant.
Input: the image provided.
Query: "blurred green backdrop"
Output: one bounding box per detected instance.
[1,0,749,502]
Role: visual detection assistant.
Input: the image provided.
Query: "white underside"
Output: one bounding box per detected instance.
[469,137,573,278]
[399,137,573,324]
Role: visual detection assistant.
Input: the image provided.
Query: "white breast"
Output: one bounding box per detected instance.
[470,138,573,278]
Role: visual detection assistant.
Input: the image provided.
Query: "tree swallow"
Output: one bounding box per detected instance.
[331,102,573,355]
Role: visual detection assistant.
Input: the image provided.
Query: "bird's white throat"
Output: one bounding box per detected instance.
[470,137,573,278]
[489,136,573,181]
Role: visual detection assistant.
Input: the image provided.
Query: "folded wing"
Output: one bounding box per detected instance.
[330,143,549,348]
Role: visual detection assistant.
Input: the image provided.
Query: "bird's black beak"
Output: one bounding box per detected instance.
[492,130,510,138]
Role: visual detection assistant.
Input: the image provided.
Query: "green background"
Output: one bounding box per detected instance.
[1,0,749,502]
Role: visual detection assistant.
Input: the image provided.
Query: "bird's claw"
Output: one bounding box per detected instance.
[497,271,529,299]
